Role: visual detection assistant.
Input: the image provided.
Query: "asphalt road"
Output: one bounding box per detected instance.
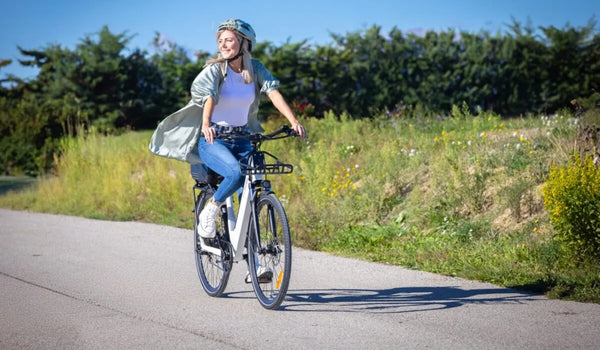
[1,208,599,349]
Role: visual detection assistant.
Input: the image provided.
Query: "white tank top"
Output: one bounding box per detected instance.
[211,66,255,127]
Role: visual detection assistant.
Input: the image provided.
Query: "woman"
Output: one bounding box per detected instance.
[149,19,306,241]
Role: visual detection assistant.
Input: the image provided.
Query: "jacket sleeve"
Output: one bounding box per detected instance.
[190,64,222,106]
[253,60,280,97]
[148,102,203,164]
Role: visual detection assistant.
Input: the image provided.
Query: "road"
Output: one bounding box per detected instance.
[1,208,598,349]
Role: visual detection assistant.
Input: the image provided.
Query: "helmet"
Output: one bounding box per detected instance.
[217,18,256,50]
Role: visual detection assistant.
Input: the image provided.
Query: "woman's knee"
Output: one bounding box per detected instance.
[220,161,243,178]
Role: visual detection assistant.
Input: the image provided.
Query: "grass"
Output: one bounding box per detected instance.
[1,108,598,303]
[0,131,191,226]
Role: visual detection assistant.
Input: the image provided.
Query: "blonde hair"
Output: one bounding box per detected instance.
[205,30,254,84]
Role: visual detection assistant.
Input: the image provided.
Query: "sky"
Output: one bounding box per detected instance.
[1,0,598,80]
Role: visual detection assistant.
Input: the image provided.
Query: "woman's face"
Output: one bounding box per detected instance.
[218,30,241,60]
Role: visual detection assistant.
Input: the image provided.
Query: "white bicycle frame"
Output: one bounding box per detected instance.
[198,159,262,262]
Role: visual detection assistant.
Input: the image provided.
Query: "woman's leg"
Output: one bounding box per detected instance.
[197,137,250,203]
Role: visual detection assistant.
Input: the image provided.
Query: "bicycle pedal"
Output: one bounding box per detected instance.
[201,237,219,248]
[259,274,273,283]
[244,272,273,284]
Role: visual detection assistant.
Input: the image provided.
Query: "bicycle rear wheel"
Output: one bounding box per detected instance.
[194,188,231,297]
[248,193,292,309]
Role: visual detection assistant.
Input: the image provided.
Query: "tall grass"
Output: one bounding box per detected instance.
[1,110,598,302]
[0,130,191,227]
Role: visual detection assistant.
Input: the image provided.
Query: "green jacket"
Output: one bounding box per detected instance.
[148,59,280,164]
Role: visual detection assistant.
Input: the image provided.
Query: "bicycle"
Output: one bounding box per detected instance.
[191,126,296,309]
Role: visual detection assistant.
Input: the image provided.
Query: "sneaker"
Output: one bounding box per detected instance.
[197,201,220,239]
[245,266,273,284]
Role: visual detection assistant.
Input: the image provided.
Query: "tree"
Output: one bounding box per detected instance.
[146,32,208,126]
[541,20,599,112]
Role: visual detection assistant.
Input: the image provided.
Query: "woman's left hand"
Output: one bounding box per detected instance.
[291,122,307,139]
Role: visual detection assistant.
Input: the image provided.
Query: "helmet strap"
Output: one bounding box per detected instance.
[227,50,244,62]
[226,38,245,63]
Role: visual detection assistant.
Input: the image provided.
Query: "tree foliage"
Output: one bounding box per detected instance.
[1,20,599,175]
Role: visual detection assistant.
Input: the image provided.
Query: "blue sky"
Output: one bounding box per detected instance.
[1,0,598,80]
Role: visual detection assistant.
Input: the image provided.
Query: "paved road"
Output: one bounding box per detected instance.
[1,209,598,349]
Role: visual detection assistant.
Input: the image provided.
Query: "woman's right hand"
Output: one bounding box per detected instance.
[202,126,216,144]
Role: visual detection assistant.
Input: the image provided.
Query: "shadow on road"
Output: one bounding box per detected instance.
[272,286,540,313]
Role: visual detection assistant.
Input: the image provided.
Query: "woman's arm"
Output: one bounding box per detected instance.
[268,90,306,139]
[202,97,216,144]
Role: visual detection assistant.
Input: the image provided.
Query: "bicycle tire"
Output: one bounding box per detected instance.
[194,187,232,297]
[247,193,292,309]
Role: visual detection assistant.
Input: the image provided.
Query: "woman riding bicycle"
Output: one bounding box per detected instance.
[195,18,305,239]
[150,18,305,238]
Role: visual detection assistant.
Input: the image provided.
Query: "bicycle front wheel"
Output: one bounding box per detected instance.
[248,193,292,309]
[194,188,231,297]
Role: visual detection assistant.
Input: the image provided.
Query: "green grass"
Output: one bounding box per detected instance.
[1,110,598,303]
[0,131,191,226]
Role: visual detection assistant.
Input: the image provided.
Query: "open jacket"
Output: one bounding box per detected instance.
[148,59,280,164]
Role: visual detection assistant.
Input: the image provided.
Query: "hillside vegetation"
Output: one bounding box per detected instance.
[1,107,598,302]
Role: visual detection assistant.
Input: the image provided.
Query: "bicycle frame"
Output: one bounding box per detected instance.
[197,157,263,261]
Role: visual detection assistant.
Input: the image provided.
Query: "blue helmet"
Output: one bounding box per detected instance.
[217,19,256,51]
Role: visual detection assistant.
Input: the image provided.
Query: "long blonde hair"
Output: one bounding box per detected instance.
[205,30,254,84]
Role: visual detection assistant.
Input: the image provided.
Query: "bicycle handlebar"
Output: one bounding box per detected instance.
[215,125,298,142]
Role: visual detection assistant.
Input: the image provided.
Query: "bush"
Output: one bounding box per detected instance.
[543,155,600,259]
[0,95,55,176]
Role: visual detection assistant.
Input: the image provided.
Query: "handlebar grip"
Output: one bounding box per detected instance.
[265,125,295,138]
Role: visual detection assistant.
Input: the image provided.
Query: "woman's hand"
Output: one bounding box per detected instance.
[202,125,216,144]
[291,122,307,139]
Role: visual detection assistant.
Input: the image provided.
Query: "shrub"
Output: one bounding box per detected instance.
[543,155,600,259]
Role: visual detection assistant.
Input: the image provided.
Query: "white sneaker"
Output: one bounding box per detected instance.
[245,266,274,283]
[197,202,220,238]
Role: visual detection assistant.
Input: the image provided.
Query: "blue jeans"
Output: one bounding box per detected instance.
[197,137,251,203]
